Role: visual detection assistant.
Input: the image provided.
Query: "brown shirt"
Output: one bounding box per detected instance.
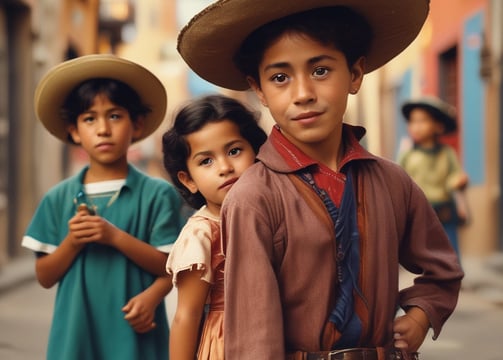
[222,124,463,359]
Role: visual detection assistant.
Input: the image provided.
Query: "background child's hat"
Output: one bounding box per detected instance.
[401,96,457,134]
[177,0,430,91]
[34,54,167,143]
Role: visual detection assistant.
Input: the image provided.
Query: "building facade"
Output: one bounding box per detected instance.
[1,0,501,270]
[0,0,100,268]
[354,0,502,256]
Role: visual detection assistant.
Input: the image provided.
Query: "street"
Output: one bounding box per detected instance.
[1,276,502,359]
[418,289,503,359]
[0,280,53,360]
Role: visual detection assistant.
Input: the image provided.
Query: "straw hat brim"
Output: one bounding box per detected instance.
[34,54,167,143]
[177,0,430,90]
[402,97,457,134]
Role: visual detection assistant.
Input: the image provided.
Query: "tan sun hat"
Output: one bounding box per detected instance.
[34,54,167,143]
[177,0,430,91]
[402,96,457,134]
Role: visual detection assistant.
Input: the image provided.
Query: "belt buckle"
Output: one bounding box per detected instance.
[327,349,345,360]
[327,348,378,360]
[304,349,346,360]
[327,348,365,360]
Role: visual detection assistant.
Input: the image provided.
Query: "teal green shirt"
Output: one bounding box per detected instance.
[23,165,184,360]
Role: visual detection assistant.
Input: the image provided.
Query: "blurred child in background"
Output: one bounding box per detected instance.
[399,95,469,258]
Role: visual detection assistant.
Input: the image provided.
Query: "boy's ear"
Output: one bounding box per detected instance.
[350,56,365,94]
[177,171,198,194]
[132,116,145,141]
[67,124,81,144]
[247,76,268,107]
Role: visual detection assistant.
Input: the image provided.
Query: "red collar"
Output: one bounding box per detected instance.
[270,124,371,173]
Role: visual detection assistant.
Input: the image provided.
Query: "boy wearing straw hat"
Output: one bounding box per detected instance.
[399,96,470,259]
[177,1,463,359]
[22,54,184,359]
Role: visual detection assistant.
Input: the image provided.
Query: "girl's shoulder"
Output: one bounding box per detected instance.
[182,207,220,237]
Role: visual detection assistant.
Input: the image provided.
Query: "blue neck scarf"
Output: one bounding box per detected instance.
[298,170,363,349]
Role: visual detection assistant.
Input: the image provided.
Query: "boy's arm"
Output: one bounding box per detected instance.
[398,177,464,338]
[35,234,83,288]
[107,225,169,275]
[123,274,174,333]
[69,213,168,275]
[445,146,469,190]
[107,183,183,275]
[35,209,89,288]
[222,191,285,359]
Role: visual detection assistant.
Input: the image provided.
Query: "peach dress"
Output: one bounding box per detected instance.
[166,206,225,360]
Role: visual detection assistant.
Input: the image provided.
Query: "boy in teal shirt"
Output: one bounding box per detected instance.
[22,54,184,359]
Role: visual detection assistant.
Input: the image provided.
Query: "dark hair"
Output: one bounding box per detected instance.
[234,6,373,86]
[162,94,267,209]
[60,78,151,143]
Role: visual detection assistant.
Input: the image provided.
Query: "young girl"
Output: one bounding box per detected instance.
[22,54,184,359]
[399,96,470,258]
[162,94,267,360]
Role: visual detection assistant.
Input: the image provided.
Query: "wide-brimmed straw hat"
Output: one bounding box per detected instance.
[402,96,457,134]
[177,0,430,90]
[34,54,167,143]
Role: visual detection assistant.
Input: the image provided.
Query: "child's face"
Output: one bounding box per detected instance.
[67,94,143,168]
[177,119,256,216]
[407,108,445,146]
[248,32,364,158]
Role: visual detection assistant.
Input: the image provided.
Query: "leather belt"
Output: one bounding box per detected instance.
[286,347,420,360]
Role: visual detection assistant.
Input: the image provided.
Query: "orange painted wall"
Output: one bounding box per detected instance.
[422,0,488,95]
[421,0,488,150]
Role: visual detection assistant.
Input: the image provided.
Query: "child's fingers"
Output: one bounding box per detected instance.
[125,310,156,333]
[124,306,139,320]
[392,316,410,350]
[393,331,409,350]
[133,321,157,334]
[122,302,131,313]
[392,315,407,333]
[394,338,409,350]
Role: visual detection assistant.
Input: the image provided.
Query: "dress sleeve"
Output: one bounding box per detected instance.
[166,215,213,286]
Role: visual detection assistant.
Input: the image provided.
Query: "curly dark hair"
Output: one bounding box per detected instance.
[234,6,373,87]
[162,94,267,209]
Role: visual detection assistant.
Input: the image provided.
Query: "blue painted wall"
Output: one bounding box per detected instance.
[176,0,219,97]
[462,11,485,185]
[394,69,412,159]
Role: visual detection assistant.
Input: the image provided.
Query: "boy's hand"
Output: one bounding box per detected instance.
[68,212,118,247]
[455,173,469,190]
[393,307,429,352]
[122,292,158,333]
